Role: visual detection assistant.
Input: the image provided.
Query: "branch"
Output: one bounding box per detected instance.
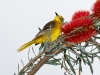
[28,44,67,75]
[18,35,100,75]
[18,36,67,75]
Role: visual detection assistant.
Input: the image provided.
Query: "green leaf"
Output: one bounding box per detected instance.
[67,48,87,63]
[95,36,100,39]
[46,62,59,65]
[64,54,76,75]
[43,40,49,50]
[19,69,24,75]
[39,40,49,53]
[18,64,19,73]
[47,43,59,52]
[79,59,82,72]
[86,56,93,74]
[38,27,41,31]
[67,55,76,62]
[46,58,61,65]
[39,43,44,53]
[80,53,87,65]
[28,47,31,61]
[91,56,94,63]
[20,59,24,67]
[90,38,100,51]
[31,46,36,56]
[14,72,16,75]
[44,54,57,57]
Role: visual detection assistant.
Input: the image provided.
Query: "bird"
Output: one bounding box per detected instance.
[17,12,64,52]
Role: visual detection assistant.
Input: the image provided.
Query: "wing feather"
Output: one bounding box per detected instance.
[34,21,55,38]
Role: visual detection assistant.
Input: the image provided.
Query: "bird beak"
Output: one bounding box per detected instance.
[55,12,58,16]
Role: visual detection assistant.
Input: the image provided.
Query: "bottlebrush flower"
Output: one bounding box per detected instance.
[72,10,90,20]
[62,18,97,44]
[92,0,100,19]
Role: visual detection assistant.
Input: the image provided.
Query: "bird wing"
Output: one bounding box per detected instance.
[34,21,55,38]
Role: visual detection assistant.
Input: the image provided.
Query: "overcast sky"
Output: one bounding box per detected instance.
[1,0,100,75]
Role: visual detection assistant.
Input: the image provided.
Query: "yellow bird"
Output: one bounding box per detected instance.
[17,12,64,52]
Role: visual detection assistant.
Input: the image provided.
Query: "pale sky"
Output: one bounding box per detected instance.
[1,0,100,75]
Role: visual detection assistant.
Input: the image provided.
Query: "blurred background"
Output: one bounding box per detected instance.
[1,0,100,75]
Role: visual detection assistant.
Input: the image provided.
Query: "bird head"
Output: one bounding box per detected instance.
[54,12,64,24]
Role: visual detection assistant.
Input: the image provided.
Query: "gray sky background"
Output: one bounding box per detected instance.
[1,0,100,75]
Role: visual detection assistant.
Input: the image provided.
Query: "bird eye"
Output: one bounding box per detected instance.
[59,17,62,20]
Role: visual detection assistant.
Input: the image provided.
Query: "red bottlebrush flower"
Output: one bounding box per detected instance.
[92,0,100,18]
[62,18,93,34]
[67,28,97,44]
[72,10,90,20]
[62,18,97,44]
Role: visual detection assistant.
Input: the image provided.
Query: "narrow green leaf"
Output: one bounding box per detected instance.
[61,60,63,69]
[84,42,89,47]
[86,56,93,74]
[18,64,19,73]
[67,48,87,63]
[47,43,58,52]
[44,54,57,57]
[96,55,100,60]
[19,69,24,75]
[65,54,76,75]
[21,59,24,67]
[67,55,76,62]
[80,53,86,65]
[43,40,49,50]
[28,47,31,61]
[79,59,82,72]
[46,59,61,65]
[91,56,94,63]
[90,38,100,51]
[14,72,16,75]
[39,43,44,53]
[38,27,41,31]
[95,36,100,39]
[73,43,87,53]
[31,46,36,56]
[46,62,59,65]
[39,40,49,53]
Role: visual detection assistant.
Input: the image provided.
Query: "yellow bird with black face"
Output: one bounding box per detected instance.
[17,12,64,52]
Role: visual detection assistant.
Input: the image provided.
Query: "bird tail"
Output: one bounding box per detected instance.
[17,40,35,52]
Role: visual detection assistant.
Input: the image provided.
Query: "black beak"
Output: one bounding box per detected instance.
[55,12,58,16]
